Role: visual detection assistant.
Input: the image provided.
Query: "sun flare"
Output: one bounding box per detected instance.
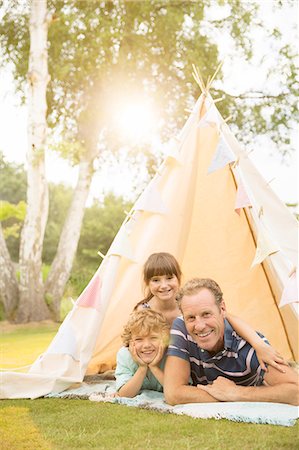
[117,101,156,142]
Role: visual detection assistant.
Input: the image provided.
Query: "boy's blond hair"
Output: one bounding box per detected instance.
[121,310,170,347]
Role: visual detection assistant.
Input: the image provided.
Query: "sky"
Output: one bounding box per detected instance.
[0,1,298,207]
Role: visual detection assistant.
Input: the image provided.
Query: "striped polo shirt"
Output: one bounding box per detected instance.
[167,316,266,386]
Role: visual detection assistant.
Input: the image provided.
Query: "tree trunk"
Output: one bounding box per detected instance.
[16,0,51,322]
[44,159,94,319]
[0,224,19,319]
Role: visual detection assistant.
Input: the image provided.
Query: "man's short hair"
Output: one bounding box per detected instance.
[176,278,223,309]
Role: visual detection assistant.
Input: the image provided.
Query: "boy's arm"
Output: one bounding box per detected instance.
[226,313,287,372]
[118,365,148,398]
[115,347,147,398]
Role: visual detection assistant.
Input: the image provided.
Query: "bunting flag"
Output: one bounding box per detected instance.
[208,135,236,173]
[108,230,135,262]
[235,176,252,215]
[134,184,168,214]
[124,211,140,236]
[77,274,102,311]
[176,96,201,143]
[251,223,280,268]
[164,140,183,165]
[279,271,298,308]
[197,105,221,130]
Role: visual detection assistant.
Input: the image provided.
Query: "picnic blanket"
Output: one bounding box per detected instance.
[45,380,299,427]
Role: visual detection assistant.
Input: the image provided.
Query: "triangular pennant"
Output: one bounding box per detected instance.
[279,271,298,308]
[235,177,252,215]
[108,230,135,261]
[176,96,202,143]
[134,184,168,214]
[198,105,221,129]
[164,139,182,165]
[124,211,141,236]
[251,223,280,267]
[207,135,236,174]
[77,274,102,311]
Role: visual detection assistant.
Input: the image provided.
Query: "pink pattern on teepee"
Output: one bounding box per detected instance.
[235,177,252,215]
[77,274,102,311]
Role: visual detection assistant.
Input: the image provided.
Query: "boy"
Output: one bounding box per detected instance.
[115,310,170,397]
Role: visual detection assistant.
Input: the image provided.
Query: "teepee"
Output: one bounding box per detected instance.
[1,70,298,399]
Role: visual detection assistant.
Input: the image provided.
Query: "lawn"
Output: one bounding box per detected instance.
[0,321,59,370]
[1,322,298,449]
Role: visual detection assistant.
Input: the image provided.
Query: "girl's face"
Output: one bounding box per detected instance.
[148,274,180,302]
[131,332,162,364]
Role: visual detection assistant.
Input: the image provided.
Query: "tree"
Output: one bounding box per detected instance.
[17,0,51,321]
[0,1,297,321]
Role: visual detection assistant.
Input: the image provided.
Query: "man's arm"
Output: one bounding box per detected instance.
[198,364,299,405]
[164,356,218,405]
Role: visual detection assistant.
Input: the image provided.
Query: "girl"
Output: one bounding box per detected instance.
[134,252,287,373]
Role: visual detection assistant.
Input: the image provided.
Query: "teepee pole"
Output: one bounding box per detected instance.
[206,60,223,92]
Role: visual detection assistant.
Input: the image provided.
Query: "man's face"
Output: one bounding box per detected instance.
[181,288,226,354]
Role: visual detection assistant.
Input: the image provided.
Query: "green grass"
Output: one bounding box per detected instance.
[1,399,298,450]
[0,321,59,370]
[1,323,298,449]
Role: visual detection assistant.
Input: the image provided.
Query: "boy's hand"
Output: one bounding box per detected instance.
[129,342,148,367]
[148,342,165,368]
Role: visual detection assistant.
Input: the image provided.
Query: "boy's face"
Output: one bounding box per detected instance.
[131,332,162,364]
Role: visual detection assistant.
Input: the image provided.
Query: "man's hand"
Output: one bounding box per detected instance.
[197,376,239,402]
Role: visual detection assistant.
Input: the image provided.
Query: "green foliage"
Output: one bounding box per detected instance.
[0,199,26,259]
[0,152,27,260]
[0,152,27,203]
[77,192,133,267]
[49,139,87,166]
[68,192,133,298]
[0,200,26,222]
[42,183,73,264]
[60,296,73,321]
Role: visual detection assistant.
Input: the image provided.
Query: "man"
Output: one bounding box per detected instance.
[164,278,298,406]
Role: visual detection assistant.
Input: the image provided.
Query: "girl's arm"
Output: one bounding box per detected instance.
[226,313,287,373]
